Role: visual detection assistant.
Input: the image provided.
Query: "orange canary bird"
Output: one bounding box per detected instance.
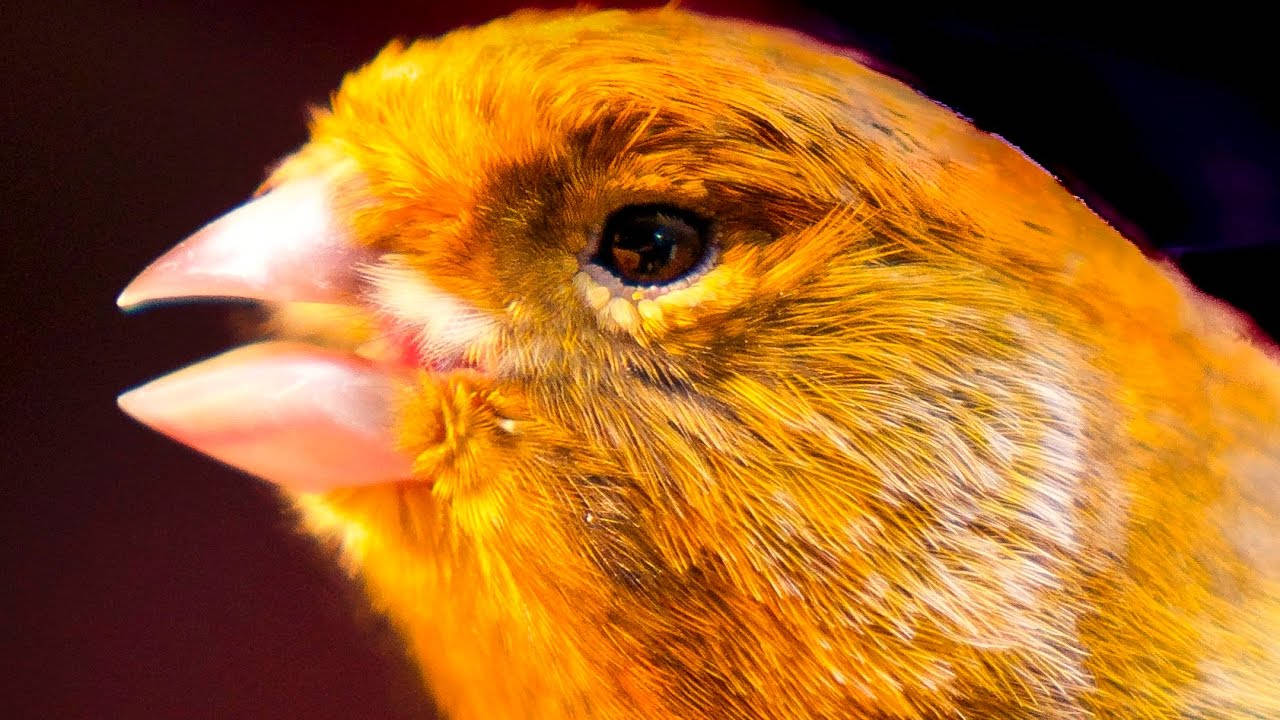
[117,8,1280,719]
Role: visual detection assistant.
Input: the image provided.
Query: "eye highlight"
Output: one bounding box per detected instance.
[591,204,711,287]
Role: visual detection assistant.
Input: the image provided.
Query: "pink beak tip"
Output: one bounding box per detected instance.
[115,176,419,493]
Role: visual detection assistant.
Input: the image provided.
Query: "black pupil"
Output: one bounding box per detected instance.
[595,205,707,285]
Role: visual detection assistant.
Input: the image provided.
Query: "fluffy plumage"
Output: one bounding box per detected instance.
[137,8,1280,719]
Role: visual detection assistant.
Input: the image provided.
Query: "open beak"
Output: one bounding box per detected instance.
[118,177,416,492]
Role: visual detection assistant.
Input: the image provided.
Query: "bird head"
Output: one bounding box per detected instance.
[116,8,1198,718]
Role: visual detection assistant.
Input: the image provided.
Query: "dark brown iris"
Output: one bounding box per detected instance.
[594,204,709,285]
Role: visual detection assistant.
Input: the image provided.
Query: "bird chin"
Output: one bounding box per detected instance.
[116,176,445,494]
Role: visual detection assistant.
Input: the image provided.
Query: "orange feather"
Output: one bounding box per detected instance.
[148,8,1280,719]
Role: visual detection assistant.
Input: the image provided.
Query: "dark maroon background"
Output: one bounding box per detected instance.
[3,2,1278,718]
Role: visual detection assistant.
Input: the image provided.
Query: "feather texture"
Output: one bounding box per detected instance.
[138,8,1280,719]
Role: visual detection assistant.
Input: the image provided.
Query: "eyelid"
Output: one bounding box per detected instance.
[580,242,719,299]
[580,203,717,298]
[578,225,718,300]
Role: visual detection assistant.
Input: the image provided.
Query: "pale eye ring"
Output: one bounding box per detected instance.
[587,204,714,290]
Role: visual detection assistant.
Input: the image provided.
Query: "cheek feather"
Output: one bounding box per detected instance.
[365,259,501,370]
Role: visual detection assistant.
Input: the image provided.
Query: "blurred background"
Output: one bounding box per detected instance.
[3,2,1277,718]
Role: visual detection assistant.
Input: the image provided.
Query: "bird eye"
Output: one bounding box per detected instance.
[592,204,710,286]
